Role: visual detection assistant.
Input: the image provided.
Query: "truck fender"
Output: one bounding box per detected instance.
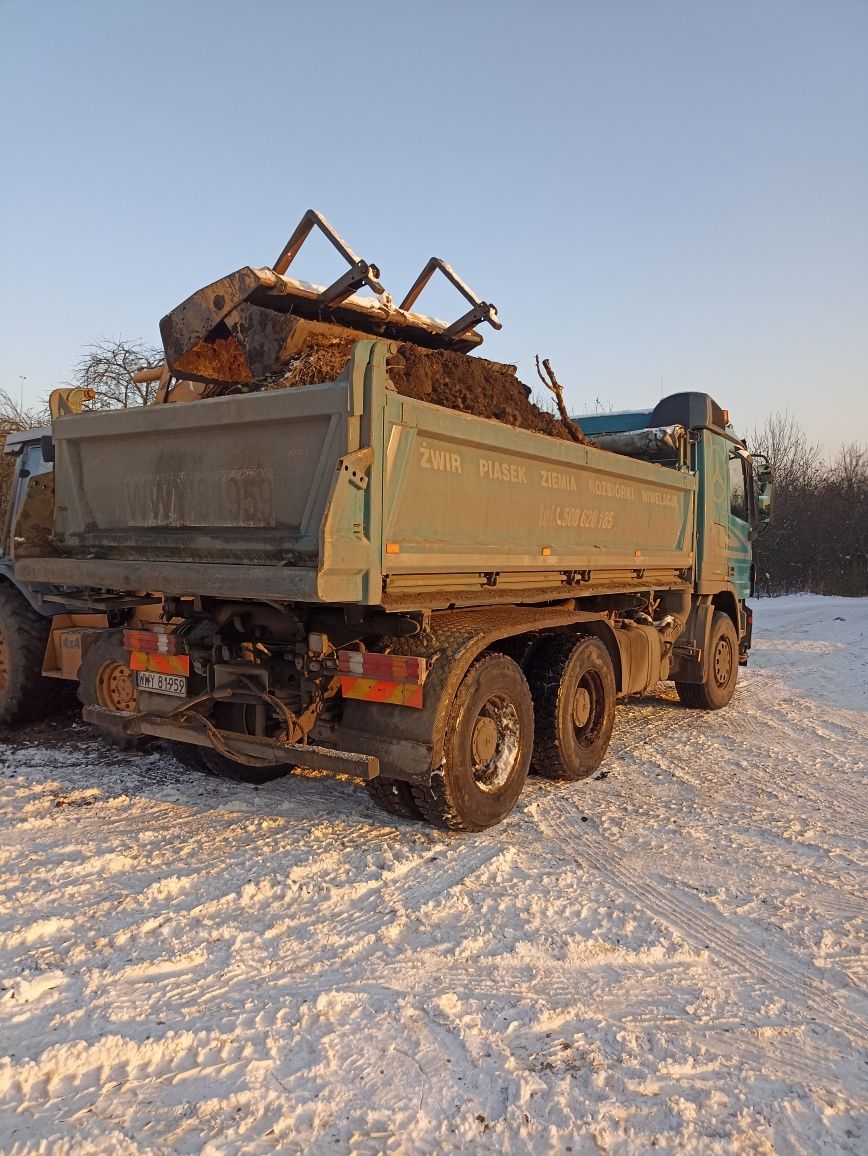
[338,605,607,784]
[712,589,742,636]
[669,595,713,684]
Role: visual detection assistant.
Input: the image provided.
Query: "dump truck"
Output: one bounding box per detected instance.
[6,213,773,829]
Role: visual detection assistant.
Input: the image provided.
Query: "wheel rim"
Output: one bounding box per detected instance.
[96,659,136,712]
[712,635,733,689]
[0,632,7,693]
[470,693,521,793]
[572,668,606,749]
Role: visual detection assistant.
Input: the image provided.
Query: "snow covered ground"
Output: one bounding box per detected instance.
[0,595,865,1154]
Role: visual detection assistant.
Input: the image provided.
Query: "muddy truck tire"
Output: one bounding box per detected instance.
[526,634,616,780]
[675,611,739,710]
[187,745,288,787]
[411,652,533,831]
[166,732,288,787]
[366,776,424,821]
[0,584,64,727]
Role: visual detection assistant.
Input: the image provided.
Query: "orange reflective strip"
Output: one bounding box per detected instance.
[129,651,190,676]
[339,676,423,709]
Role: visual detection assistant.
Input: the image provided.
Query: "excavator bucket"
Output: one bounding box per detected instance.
[158,210,500,386]
[160,267,296,384]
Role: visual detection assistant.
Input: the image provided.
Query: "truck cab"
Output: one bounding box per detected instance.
[577,391,773,672]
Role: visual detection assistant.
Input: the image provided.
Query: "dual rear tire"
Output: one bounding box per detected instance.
[371,637,619,831]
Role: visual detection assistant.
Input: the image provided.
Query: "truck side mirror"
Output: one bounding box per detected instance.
[753,456,773,528]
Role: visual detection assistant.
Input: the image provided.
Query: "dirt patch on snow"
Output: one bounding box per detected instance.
[268,337,568,440]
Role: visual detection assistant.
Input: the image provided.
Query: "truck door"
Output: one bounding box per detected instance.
[727,449,752,598]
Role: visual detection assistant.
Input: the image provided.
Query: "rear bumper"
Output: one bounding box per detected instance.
[82,705,380,780]
[17,557,324,603]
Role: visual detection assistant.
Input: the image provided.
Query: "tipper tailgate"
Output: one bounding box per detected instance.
[50,381,352,565]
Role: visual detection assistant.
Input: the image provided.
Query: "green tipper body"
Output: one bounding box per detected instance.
[16,340,753,618]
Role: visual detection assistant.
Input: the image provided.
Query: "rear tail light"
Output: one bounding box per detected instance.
[122,629,181,655]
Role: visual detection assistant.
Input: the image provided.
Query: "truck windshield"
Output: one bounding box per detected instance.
[10,443,53,525]
[21,443,52,478]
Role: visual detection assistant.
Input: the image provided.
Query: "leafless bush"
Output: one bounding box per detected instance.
[73,339,164,409]
[0,389,48,434]
[751,413,867,596]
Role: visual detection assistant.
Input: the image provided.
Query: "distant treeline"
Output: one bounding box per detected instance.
[751,415,867,597]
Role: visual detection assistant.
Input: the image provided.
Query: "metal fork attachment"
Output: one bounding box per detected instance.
[400,257,501,341]
[273,208,386,306]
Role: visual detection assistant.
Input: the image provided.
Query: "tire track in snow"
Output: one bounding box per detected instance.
[609,694,692,760]
[611,680,867,838]
[275,838,508,962]
[715,702,867,818]
[534,795,868,1045]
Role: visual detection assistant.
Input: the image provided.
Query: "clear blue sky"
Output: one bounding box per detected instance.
[2,0,866,448]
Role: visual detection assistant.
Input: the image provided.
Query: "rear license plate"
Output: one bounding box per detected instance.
[135,671,188,697]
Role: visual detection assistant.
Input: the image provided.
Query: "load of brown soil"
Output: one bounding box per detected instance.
[267,335,569,440]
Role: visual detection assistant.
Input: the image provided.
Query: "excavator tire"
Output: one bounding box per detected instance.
[0,584,64,727]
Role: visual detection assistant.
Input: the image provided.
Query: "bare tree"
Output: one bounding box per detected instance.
[0,389,48,434]
[827,442,868,595]
[750,412,822,493]
[73,339,164,409]
[750,412,867,596]
[749,413,821,595]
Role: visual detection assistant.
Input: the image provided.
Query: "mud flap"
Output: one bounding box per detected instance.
[740,603,753,665]
[669,596,713,684]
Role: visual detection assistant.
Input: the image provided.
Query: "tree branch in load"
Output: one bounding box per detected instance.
[535,356,587,444]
